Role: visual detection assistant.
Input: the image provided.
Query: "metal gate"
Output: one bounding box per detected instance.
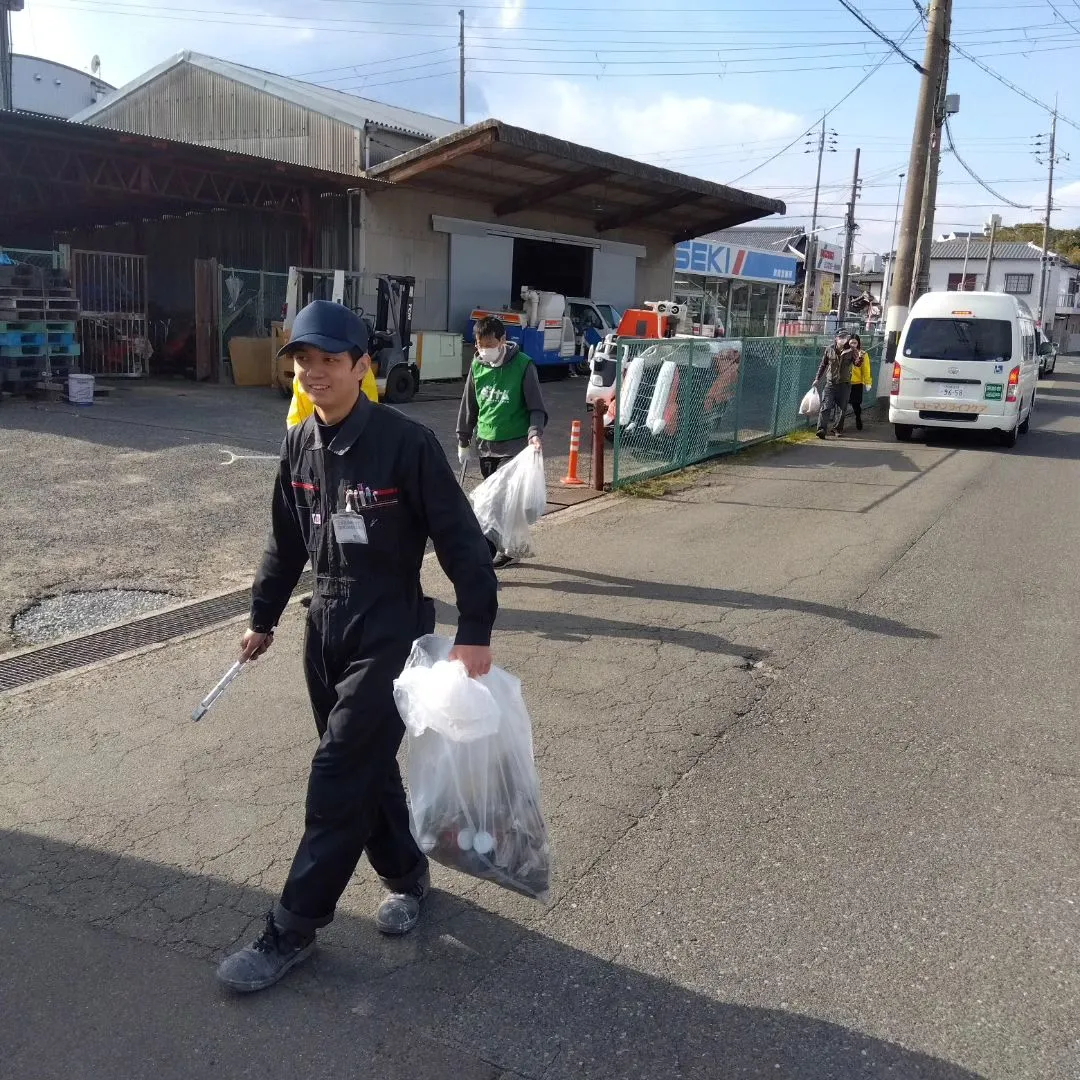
[218,266,288,379]
[70,250,149,377]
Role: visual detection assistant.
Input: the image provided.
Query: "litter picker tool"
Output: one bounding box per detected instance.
[191,660,245,722]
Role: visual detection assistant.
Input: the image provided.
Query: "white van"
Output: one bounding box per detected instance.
[889,292,1040,447]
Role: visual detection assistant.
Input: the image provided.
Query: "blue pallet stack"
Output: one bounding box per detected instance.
[0,264,81,395]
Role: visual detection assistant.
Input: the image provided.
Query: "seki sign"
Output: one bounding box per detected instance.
[675,239,798,284]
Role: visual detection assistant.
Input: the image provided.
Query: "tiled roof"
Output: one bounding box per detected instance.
[929,240,1051,262]
[699,224,805,253]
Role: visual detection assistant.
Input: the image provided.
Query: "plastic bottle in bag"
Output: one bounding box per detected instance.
[393,635,552,902]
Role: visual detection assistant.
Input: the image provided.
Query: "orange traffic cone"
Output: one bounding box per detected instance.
[561,420,587,486]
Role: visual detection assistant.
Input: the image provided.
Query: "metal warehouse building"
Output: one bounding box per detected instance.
[2,50,786,379]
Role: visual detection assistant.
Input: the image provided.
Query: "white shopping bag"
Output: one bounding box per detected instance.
[394,635,552,902]
[799,386,821,418]
[469,445,546,559]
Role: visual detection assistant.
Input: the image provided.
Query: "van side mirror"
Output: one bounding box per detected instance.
[1039,341,1053,356]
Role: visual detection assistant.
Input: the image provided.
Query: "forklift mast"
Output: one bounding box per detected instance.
[374,275,415,360]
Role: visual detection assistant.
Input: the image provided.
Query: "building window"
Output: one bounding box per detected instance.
[1003,273,1033,294]
[947,273,976,292]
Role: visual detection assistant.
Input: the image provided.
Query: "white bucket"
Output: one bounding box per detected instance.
[68,373,94,406]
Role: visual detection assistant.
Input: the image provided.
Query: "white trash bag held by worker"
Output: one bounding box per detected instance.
[468,445,547,560]
[394,635,552,903]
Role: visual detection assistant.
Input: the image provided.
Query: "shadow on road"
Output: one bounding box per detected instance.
[500,564,938,642]
[0,828,986,1080]
[432,596,761,657]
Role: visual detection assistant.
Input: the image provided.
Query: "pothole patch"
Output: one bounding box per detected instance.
[13,589,176,646]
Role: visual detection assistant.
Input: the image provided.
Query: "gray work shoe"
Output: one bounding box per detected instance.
[216,911,316,993]
[375,871,430,936]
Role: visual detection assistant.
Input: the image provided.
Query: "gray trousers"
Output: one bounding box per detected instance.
[818,381,852,434]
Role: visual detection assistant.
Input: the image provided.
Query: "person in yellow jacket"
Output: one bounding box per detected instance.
[837,333,873,434]
[287,366,378,427]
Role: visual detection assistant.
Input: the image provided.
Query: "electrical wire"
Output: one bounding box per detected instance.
[943,117,1033,209]
[726,17,921,185]
[835,0,927,72]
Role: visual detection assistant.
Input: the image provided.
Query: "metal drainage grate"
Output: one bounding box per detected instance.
[0,570,313,694]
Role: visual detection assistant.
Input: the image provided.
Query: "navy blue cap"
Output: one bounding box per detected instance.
[280,300,370,358]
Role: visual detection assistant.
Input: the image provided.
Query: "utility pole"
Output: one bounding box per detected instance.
[880,0,952,398]
[837,148,861,332]
[458,9,466,125]
[913,3,955,303]
[983,214,1000,290]
[1035,109,1066,330]
[880,172,906,316]
[799,119,836,324]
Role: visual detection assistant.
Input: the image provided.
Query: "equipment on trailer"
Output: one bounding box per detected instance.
[468,287,578,370]
[585,300,690,415]
[278,268,419,403]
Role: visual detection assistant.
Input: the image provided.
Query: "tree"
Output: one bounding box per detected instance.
[996,222,1080,265]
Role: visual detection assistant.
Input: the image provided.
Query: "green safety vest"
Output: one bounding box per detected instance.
[473,350,533,442]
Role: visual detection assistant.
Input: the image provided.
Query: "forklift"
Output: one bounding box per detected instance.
[276,268,419,403]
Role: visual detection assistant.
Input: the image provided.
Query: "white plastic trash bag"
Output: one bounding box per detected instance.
[394,635,552,902]
[799,386,821,418]
[618,355,646,427]
[646,359,678,436]
[469,445,546,559]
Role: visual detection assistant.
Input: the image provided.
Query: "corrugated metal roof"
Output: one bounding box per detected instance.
[71,51,460,141]
[700,224,806,254]
[367,120,785,242]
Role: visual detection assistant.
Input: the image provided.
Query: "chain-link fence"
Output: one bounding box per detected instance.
[0,248,61,273]
[611,335,882,487]
[219,267,289,377]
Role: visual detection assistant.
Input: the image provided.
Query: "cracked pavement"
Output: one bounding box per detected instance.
[3,364,1080,1078]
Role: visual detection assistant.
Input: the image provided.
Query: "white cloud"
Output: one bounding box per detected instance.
[479,77,800,183]
[499,1,526,30]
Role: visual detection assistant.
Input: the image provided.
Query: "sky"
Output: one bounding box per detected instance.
[13,0,1080,264]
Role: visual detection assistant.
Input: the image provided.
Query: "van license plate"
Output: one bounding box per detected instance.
[940,385,964,399]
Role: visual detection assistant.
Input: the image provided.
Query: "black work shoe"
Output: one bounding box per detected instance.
[216,911,316,993]
[376,871,430,936]
[816,430,827,440]
[856,416,864,431]
[492,553,517,569]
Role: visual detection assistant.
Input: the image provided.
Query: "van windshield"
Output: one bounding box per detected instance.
[903,318,1012,362]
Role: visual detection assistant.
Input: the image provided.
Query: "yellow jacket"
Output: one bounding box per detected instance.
[286,370,378,428]
[850,351,873,388]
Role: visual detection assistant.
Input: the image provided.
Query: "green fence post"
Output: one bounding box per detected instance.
[731,340,747,447]
[770,337,785,438]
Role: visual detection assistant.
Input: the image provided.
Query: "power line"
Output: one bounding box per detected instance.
[943,117,1032,209]
[835,0,926,72]
[1047,1,1080,35]
[726,17,921,185]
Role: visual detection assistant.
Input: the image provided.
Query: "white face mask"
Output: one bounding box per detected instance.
[477,345,504,364]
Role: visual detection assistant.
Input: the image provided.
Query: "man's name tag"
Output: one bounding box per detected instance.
[332,512,369,545]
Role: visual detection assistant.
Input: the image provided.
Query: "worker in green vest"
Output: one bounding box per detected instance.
[457,315,548,568]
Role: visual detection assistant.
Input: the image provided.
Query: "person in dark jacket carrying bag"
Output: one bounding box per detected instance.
[812,331,859,439]
[456,315,548,568]
[216,300,498,994]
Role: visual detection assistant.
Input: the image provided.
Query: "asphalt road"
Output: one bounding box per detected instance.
[2,362,1080,1077]
[0,374,599,651]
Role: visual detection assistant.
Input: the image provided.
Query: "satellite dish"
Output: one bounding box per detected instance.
[91,56,101,76]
